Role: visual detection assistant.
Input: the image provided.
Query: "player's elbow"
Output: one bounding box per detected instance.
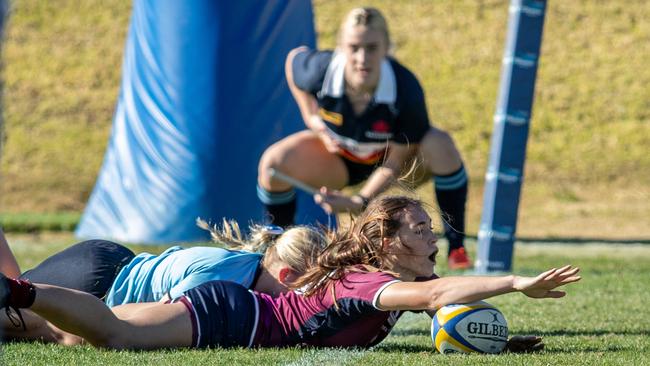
[285,46,308,81]
[426,289,445,311]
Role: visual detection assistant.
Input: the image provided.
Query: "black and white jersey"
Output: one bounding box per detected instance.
[292,49,430,165]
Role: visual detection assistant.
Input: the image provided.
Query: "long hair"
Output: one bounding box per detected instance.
[291,195,423,296]
[197,219,328,278]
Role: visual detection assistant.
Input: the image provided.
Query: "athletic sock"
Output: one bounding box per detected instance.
[257,184,296,227]
[434,165,468,254]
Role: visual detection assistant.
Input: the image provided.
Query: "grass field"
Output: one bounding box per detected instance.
[1,233,649,365]
[1,0,650,238]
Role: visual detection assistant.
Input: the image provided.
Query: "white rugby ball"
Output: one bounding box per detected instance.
[431,301,508,354]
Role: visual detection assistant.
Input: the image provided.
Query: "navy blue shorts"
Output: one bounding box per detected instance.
[20,240,135,299]
[341,157,378,186]
[179,280,259,349]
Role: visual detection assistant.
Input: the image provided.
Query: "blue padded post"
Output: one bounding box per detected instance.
[76,1,329,243]
[476,0,547,272]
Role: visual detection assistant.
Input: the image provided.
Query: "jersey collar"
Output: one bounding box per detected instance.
[320,52,397,105]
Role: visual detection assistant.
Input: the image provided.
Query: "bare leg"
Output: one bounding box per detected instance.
[28,284,193,350]
[258,130,349,190]
[417,127,463,175]
[1,308,75,343]
[110,300,167,319]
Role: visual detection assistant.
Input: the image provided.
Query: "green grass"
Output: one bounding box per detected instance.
[1,0,649,239]
[2,234,649,365]
[0,212,80,232]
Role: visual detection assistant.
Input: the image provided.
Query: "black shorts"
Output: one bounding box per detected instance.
[178,280,259,349]
[20,239,135,299]
[341,157,378,186]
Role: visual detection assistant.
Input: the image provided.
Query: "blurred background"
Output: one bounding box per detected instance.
[0,0,648,240]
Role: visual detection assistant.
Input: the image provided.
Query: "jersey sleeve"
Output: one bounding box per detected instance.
[340,270,401,310]
[392,66,431,144]
[291,49,333,95]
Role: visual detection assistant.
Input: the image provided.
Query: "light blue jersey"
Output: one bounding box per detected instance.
[105,246,262,307]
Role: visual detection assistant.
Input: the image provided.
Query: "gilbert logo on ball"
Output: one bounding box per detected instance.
[431,301,508,354]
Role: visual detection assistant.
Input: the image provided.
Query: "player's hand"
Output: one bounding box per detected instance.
[309,115,340,154]
[505,335,544,353]
[314,187,362,213]
[513,265,581,299]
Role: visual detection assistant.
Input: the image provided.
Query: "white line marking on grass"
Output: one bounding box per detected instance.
[285,348,367,366]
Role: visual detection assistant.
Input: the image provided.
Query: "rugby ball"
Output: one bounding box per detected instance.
[431,301,508,354]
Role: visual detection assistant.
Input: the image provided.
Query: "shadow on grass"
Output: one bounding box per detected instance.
[466,235,650,245]
[387,328,430,337]
[541,345,634,354]
[520,329,650,337]
[374,342,638,355]
[373,343,435,353]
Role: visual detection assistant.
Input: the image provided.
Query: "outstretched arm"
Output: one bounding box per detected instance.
[377,265,581,311]
[0,229,21,277]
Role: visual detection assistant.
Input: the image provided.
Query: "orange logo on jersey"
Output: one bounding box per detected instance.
[319,108,343,126]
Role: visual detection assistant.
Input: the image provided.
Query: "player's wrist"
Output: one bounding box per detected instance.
[352,194,371,211]
[308,115,325,131]
[510,275,523,292]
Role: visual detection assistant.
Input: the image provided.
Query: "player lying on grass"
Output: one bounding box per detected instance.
[0,196,581,351]
[0,222,326,344]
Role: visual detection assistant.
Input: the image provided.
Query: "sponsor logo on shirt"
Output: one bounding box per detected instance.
[365,119,393,139]
[319,108,343,126]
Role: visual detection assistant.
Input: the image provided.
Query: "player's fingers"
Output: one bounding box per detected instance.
[560,275,581,285]
[530,342,545,352]
[538,268,558,281]
[557,264,573,272]
[558,267,580,279]
[523,335,542,344]
[321,204,333,214]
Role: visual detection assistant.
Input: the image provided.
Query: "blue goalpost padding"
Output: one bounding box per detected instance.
[475,0,547,272]
[76,1,333,243]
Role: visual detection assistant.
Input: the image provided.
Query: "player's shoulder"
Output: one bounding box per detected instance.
[343,268,399,286]
[388,57,424,95]
[293,48,334,70]
[292,48,334,92]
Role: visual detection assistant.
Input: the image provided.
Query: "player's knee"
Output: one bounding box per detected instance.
[424,128,454,146]
[259,145,295,189]
[262,141,295,170]
[421,129,459,155]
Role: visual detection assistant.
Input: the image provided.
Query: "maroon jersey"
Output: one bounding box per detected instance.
[252,270,403,348]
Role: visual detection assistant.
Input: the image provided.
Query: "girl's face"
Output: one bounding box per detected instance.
[339,25,388,92]
[385,205,439,281]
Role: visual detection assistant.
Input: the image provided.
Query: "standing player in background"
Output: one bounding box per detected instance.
[257,7,471,269]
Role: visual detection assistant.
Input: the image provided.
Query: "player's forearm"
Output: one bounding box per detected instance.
[425,275,517,310]
[358,166,397,200]
[358,144,413,199]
